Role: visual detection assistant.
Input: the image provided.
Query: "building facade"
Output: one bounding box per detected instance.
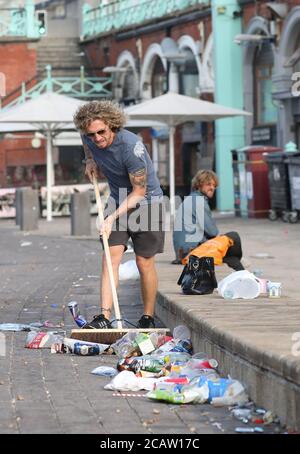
[1,0,300,212]
[79,0,300,209]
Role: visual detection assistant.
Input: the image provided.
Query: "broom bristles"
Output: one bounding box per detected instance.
[70,328,170,344]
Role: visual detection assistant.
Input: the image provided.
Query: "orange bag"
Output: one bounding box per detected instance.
[182,235,234,266]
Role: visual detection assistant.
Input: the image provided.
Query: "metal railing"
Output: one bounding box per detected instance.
[1,66,113,109]
[82,0,209,38]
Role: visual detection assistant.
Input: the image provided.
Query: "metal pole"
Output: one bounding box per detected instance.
[169,126,175,221]
[46,128,53,221]
[151,137,159,175]
[46,65,53,92]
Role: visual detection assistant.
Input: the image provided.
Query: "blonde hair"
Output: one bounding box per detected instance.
[191,170,219,191]
[73,100,127,132]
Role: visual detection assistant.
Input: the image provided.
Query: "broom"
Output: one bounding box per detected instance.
[71,175,169,344]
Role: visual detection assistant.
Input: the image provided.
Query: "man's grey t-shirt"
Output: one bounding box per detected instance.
[83,129,163,205]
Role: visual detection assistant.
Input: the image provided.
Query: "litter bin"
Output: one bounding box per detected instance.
[263,152,299,221]
[285,154,300,223]
[244,146,281,218]
[231,148,248,217]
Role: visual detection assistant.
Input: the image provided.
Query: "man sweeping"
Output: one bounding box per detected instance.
[73,101,165,329]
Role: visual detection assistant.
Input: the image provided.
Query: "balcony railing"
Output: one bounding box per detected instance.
[2,66,113,109]
[0,2,40,39]
[82,0,209,39]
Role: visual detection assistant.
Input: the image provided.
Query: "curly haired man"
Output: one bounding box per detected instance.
[73,100,165,329]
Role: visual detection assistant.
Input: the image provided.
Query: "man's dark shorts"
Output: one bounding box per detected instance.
[103,202,165,258]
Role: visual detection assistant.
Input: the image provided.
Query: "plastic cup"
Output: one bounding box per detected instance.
[173,325,191,340]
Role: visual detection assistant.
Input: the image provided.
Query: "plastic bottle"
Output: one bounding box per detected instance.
[235,427,264,433]
[186,358,218,370]
[180,367,219,381]
[111,331,138,358]
[131,357,165,374]
[118,342,137,358]
[162,351,191,365]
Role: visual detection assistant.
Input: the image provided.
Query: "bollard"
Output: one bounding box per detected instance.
[70,191,91,236]
[20,188,39,231]
[15,188,22,226]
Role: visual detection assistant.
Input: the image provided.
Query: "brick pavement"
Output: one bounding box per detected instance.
[0,218,282,434]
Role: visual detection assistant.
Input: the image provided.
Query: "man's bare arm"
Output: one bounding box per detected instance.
[82,141,94,161]
[81,138,98,182]
[110,168,147,222]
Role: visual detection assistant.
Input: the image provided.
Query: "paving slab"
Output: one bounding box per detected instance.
[0,217,289,434]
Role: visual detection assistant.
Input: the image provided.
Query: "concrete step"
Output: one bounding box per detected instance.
[36,37,84,78]
[156,219,300,431]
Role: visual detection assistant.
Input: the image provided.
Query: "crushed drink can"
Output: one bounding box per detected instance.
[73,343,100,355]
[67,301,87,328]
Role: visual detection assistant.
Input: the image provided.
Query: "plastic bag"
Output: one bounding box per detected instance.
[104,370,157,391]
[196,376,248,406]
[26,331,64,349]
[147,382,209,404]
[91,366,118,377]
[218,270,260,299]
[118,260,140,281]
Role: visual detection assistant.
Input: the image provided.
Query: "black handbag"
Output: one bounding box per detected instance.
[177,255,218,295]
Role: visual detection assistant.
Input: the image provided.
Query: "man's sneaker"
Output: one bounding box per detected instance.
[82,314,112,329]
[137,315,155,329]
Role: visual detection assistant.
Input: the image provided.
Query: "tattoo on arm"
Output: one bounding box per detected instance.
[129,168,147,189]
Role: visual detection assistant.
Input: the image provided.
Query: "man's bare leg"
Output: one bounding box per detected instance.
[135,255,157,316]
[100,244,125,318]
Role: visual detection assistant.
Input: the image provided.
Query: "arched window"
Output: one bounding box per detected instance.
[180,49,199,98]
[121,68,136,103]
[253,42,277,125]
[151,57,167,97]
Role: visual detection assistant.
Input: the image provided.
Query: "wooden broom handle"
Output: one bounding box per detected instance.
[92,176,122,329]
